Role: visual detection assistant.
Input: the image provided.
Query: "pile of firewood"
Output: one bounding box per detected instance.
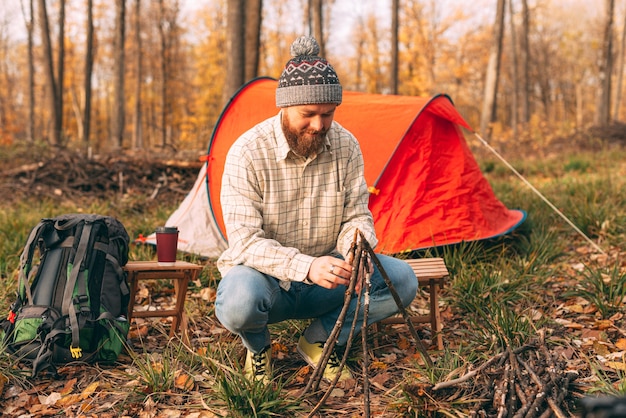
[0,150,202,202]
[418,340,580,417]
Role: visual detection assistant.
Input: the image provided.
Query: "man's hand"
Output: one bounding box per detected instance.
[307,254,374,294]
[307,256,352,289]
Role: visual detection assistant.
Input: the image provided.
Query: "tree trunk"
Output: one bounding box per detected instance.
[57,0,65,145]
[520,0,530,124]
[112,0,126,149]
[83,0,94,153]
[595,0,614,126]
[37,0,61,145]
[613,5,626,121]
[479,0,506,139]
[20,0,36,143]
[390,0,399,94]
[158,0,167,148]
[508,0,518,136]
[244,0,262,82]
[133,0,143,149]
[310,0,324,57]
[224,0,245,105]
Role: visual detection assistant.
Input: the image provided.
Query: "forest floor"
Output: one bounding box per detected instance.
[1,126,626,417]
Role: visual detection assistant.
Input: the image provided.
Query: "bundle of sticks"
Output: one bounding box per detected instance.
[441,341,579,418]
[302,231,433,417]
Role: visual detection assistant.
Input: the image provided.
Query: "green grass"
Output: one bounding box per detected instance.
[0,147,625,416]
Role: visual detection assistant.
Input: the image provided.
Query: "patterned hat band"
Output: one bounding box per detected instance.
[276,84,342,107]
[276,36,342,108]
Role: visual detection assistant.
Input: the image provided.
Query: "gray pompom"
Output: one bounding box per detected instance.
[290,36,320,58]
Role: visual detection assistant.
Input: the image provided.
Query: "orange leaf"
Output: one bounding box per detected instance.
[59,378,77,396]
[370,361,387,370]
[566,304,585,313]
[615,339,626,350]
[80,381,99,400]
[55,393,80,407]
[594,319,614,330]
[174,371,194,391]
[606,361,626,371]
[397,336,410,350]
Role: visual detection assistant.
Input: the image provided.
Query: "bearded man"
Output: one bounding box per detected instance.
[214,36,418,384]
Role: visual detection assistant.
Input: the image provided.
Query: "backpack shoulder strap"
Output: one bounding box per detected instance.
[18,219,53,305]
[59,218,95,359]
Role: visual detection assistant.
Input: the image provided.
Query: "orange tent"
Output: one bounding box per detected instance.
[150,77,525,257]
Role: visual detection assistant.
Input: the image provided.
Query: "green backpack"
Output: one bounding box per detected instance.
[1,214,131,377]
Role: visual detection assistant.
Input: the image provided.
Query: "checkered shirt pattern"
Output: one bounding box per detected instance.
[217,113,377,290]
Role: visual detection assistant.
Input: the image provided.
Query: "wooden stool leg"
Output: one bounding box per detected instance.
[170,272,190,337]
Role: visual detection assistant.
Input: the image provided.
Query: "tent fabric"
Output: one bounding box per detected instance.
[146,77,525,257]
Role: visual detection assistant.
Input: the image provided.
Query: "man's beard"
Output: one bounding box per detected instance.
[282,114,327,158]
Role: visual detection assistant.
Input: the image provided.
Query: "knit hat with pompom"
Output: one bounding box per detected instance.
[276,36,342,107]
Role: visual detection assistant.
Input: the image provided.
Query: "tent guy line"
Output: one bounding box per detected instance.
[472,132,606,256]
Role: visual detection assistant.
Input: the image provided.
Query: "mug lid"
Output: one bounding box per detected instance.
[155,226,178,233]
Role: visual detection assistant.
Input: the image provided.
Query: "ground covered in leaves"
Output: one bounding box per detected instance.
[0,140,625,417]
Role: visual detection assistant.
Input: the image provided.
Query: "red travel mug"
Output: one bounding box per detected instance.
[155,226,179,265]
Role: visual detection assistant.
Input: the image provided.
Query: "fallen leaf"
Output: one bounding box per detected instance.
[174,371,194,391]
[397,336,410,350]
[41,391,62,406]
[370,361,387,370]
[0,374,7,396]
[581,329,605,341]
[615,339,626,351]
[80,381,100,399]
[160,408,183,418]
[60,377,77,396]
[594,319,614,330]
[566,304,585,313]
[555,318,584,329]
[593,340,611,356]
[56,393,81,407]
[606,361,626,371]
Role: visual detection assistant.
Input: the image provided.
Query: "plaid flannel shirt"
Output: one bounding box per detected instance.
[217,112,378,290]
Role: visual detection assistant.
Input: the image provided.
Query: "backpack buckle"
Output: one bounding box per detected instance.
[73,295,89,304]
[70,345,83,359]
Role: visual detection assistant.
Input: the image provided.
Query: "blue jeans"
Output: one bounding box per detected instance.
[215,254,418,353]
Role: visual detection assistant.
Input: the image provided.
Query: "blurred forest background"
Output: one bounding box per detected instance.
[0,0,623,157]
